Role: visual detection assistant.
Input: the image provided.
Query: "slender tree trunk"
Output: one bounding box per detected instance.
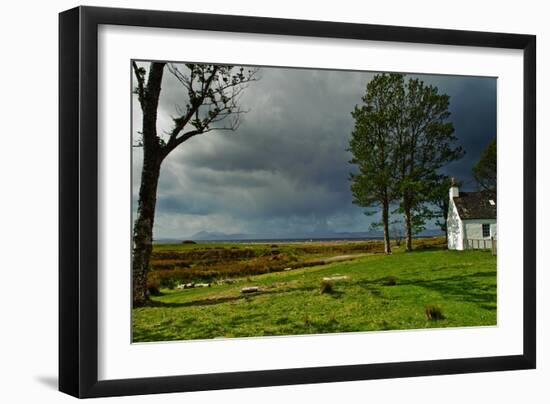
[404,197,413,252]
[382,200,391,254]
[132,62,165,306]
[132,157,161,306]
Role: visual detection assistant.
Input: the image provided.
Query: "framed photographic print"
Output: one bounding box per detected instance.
[59,6,536,398]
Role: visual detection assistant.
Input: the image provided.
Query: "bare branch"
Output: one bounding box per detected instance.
[132,61,146,110]
[164,65,220,150]
[161,64,259,156]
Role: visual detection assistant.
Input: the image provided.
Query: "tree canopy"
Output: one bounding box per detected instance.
[349,73,463,252]
[472,138,497,192]
[349,74,404,253]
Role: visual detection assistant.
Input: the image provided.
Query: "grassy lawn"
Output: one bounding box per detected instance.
[133,247,496,342]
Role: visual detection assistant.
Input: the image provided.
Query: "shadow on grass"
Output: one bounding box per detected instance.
[319,289,345,299]
[407,245,448,252]
[479,303,497,311]
[147,295,244,308]
[147,284,321,309]
[357,271,496,306]
[400,273,496,305]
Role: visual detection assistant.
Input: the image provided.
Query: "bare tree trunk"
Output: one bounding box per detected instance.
[382,200,391,254]
[132,62,165,307]
[132,157,161,306]
[130,61,255,305]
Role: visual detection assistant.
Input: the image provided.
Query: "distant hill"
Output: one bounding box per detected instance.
[179,228,445,241]
[191,230,250,240]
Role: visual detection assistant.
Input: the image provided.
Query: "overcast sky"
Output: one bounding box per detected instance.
[132,63,496,239]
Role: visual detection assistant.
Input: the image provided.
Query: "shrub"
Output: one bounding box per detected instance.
[152,259,190,270]
[425,305,445,321]
[147,277,161,296]
[320,280,334,294]
[382,276,398,286]
[160,277,178,290]
[181,240,197,244]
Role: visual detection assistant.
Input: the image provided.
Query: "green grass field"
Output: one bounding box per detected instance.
[133,243,496,342]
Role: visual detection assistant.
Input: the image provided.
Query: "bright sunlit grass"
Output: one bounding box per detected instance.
[132,247,496,342]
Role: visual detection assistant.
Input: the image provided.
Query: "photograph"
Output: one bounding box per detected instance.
[52,3,540,399]
[130,60,497,343]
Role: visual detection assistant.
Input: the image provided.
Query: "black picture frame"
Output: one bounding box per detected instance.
[59,5,536,398]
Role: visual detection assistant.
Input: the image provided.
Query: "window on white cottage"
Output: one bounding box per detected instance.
[482,223,490,238]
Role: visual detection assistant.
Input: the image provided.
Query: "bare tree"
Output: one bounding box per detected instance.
[132,62,258,306]
[390,221,405,247]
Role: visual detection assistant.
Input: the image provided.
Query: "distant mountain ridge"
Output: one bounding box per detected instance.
[191,230,250,240]
[183,228,444,241]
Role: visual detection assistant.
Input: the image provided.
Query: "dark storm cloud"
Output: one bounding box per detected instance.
[413,74,497,188]
[177,68,366,193]
[132,63,496,239]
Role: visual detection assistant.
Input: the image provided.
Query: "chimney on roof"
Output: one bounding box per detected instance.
[449,177,459,199]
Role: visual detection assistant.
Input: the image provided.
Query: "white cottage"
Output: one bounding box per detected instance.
[447,179,497,250]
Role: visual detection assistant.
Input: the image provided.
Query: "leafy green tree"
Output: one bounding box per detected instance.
[396,79,463,251]
[473,138,497,191]
[131,62,258,306]
[349,74,404,254]
[349,74,463,253]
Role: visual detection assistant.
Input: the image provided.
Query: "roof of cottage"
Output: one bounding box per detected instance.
[453,191,497,220]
